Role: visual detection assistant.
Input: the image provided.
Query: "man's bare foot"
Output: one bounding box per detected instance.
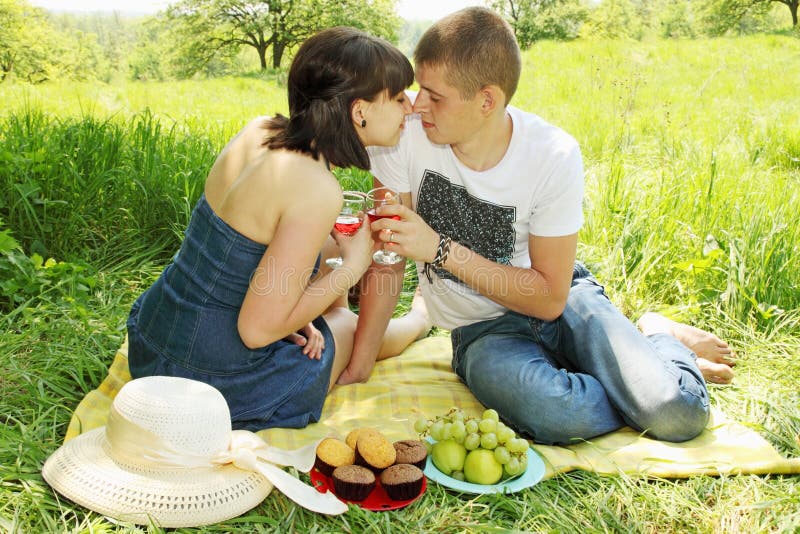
[695,357,735,384]
[376,288,434,360]
[410,287,433,340]
[637,312,736,384]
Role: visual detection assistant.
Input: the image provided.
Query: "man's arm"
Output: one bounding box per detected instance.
[440,233,576,321]
[371,205,577,321]
[337,262,404,384]
[336,185,411,385]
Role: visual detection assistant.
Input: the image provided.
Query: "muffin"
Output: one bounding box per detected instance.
[379,463,424,500]
[392,439,428,470]
[331,464,376,501]
[355,430,396,472]
[314,438,355,476]
[345,427,379,450]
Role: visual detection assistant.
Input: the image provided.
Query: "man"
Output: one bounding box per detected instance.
[338,7,734,444]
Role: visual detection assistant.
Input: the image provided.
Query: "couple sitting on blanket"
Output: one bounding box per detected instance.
[126,8,735,446]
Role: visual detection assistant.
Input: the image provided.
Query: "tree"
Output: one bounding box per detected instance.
[50,11,139,82]
[0,0,65,82]
[700,0,795,34]
[766,0,798,25]
[165,0,401,74]
[490,0,589,48]
[659,0,697,38]
[0,0,24,80]
[580,0,646,39]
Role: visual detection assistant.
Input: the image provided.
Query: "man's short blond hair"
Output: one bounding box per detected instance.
[414,7,521,105]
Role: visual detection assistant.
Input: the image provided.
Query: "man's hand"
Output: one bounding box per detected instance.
[336,364,371,385]
[368,203,440,263]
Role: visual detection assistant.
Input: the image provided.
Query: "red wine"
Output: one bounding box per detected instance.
[367,209,400,223]
[334,215,362,236]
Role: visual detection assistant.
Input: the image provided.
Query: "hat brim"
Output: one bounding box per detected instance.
[43,428,274,528]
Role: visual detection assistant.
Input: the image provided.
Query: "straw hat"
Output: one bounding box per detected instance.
[42,376,346,527]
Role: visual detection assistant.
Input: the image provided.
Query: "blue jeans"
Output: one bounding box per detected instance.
[451,263,709,445]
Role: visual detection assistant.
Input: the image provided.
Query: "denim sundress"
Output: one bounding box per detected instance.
[126,194,334,431]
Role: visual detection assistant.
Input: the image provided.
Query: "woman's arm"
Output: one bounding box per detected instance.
[236,165,373,349]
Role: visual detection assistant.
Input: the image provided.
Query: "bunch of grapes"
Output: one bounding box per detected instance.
[414,407,529,478]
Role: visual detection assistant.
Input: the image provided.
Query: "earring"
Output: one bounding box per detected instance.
[361,119,367,128]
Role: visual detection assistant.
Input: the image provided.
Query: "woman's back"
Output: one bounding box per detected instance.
[203,118,337,248]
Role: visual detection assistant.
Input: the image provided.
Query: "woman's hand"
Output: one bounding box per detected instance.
[333,215,374,276]
[284,322,325,359]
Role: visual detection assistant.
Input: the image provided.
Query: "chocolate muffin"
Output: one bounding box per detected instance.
[392,439,428,470]
[379,463,424,500]
[355,430,396,472]
[314,437,355,476]
[331,464,376,501]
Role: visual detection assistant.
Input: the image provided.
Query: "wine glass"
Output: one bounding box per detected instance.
[366,187,404,265]
[325,191,365,269]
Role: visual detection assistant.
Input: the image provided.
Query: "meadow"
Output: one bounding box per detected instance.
[1,34,799,532]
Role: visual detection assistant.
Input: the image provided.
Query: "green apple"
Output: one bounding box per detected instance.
[463,448,503,485]
[431,439,467,476]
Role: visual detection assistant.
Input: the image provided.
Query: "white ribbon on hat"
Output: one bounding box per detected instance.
[105,405,348,515]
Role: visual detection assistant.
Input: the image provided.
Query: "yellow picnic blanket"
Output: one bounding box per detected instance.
[66,336,800,480]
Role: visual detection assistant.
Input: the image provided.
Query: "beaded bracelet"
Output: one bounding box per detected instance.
[423,234,452,283]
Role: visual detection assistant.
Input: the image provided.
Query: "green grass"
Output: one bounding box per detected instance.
[1,34,799,532]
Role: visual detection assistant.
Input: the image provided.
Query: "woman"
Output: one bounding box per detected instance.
[126,27,428,431]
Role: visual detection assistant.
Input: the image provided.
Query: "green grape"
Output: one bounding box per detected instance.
[480,432,498,450]
[430,421,445,441]
[465,419,479,434]
[504,457,522,476]
[518,453,528,472]
[450,420,466,439]
[478,418,497,433]
[495,421,507,434]
[441,422,453,441]
[464,433,481,450]
[482,408,500,422]
[453,433,465,445]
[494,445,511,464]
[451,470,465,481]
[496,425,515,444]
[451,409,465,422]
[507,437,529,454]
[413,417,429,434]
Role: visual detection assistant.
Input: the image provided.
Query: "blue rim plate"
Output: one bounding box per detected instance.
[423,437,546,494]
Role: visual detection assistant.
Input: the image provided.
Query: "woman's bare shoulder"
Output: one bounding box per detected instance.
[259,149,340,193]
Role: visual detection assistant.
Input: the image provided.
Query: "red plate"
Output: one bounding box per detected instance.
[310,468,426,511]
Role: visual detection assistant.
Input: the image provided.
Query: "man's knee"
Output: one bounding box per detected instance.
[464,362,623,445]
[635,395,710,442]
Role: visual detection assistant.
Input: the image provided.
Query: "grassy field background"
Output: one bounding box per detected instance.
[1,35,799,532]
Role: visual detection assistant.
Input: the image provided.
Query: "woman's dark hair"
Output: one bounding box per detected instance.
[264,27,414,170]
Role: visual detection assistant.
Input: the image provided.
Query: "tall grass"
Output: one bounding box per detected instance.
[519,36,800,333]
[0,109,216,270]
[1,35,799,532]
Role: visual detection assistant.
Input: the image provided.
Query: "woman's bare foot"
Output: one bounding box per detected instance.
[637,312,736,384]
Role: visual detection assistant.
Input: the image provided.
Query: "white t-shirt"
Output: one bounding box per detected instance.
[368,105,584,330]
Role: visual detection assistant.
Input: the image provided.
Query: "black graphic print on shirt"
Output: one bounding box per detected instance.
[416,170,516,284]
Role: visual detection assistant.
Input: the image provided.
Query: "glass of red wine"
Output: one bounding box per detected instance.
[325,191,366,269]
[366,187,403,265]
